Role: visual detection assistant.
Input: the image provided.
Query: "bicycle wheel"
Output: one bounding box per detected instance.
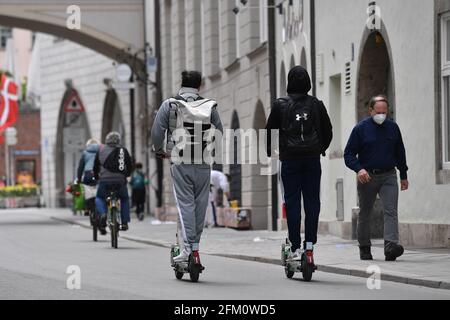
[93,221,98,242]
[110,208,118,249]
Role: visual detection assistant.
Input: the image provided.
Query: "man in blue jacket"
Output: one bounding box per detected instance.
[344,95,409,261]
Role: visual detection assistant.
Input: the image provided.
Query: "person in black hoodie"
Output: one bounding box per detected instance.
[266,66,332,265]
[93,131,133,234]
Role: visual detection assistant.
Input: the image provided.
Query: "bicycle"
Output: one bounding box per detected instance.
[106,189,121,249]
[87,198,99,242]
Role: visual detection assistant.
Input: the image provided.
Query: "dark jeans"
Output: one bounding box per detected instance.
[95,182,130,223]
[281,157,321,251]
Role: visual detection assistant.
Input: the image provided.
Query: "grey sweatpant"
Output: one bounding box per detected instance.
[357,170,399,247]
[171,164,211,252]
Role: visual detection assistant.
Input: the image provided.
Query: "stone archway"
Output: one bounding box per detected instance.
[356,28,396,238]
[251,101,269,230]
[356,30,395,121]
[0,1,146,75]
[55,86,91,207]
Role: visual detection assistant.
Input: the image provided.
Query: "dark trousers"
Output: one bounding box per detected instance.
[95,182,130,223]
[281,157,321,251]
[211,201,218,226]
[132,188,146,216]
[357,170,399,247]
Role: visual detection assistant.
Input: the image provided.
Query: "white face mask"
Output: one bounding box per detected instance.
[373,114,386,125]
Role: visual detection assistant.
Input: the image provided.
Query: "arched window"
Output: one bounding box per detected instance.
[290,54,295,70]
[230,110,242,206]
[300,47,307,69]
[55,87,91,207]
[101,89,126,145]
[279,62,287,97]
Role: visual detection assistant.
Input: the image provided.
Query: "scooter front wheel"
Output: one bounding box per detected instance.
[175,271,184,280]
[188,254,201,282]
[285,267,294,279]
[301,254,314,282]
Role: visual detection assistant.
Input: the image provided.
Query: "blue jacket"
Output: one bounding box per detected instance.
[344,117,408,180]
[77,144,100,181]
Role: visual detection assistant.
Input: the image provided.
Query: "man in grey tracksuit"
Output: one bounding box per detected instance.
[151,71,223,263]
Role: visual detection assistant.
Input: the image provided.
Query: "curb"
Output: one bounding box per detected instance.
[51,216,450,291]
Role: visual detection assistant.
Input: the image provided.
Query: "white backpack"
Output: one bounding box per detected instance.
[166,96,217,160]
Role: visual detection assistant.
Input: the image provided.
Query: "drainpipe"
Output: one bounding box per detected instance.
[310,0,316,96]
[268,0,278,231]
[154,0,164,209]
[143,0,150,215]
[129,75,135,160]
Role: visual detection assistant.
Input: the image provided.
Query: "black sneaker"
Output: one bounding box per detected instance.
[121,223,129,231]
[385,241,404,261]
[99,216,107,235]
[359,246,373,260]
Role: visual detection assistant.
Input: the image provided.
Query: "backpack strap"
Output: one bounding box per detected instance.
[168,99,178,134]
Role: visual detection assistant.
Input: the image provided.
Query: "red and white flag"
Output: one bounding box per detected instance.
[0,73,19,143]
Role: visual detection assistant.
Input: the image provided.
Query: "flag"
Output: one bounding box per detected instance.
[0,73,19,144]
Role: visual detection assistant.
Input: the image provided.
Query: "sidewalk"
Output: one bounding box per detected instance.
[46,208,450,290]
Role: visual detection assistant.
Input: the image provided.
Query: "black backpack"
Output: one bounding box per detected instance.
[102,146,132,176]
[279,95,322,155]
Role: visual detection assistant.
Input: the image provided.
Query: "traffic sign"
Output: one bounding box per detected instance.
[116,63,132,82]
[5,127,17,145]
[147,56,158,73]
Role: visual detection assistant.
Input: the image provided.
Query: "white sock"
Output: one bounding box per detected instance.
[306,242,313,251]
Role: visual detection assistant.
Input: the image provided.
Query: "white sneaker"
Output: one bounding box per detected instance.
[291,248,303,261]
[173,248,191,263]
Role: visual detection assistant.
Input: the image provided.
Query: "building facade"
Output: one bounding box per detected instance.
[37,33,140,207]
[0,106,41,186]
[155,0,273,230]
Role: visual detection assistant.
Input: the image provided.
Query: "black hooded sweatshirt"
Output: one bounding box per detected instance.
[266,66,333,160]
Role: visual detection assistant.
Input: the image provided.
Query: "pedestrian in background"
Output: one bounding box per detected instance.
[130,162,148,221]
[205,169,230,228]
[344,94,408,261]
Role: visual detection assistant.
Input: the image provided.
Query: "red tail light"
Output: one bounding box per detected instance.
[192,251,200,264]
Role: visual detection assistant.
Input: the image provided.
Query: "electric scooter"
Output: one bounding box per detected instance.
[281,238,317,281]
[170,219,205,282]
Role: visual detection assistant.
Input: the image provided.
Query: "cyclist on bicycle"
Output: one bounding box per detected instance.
[76,138,100,218]
[93,131,133,233]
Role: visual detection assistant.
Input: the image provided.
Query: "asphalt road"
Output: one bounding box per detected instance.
[0,210,449,300]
